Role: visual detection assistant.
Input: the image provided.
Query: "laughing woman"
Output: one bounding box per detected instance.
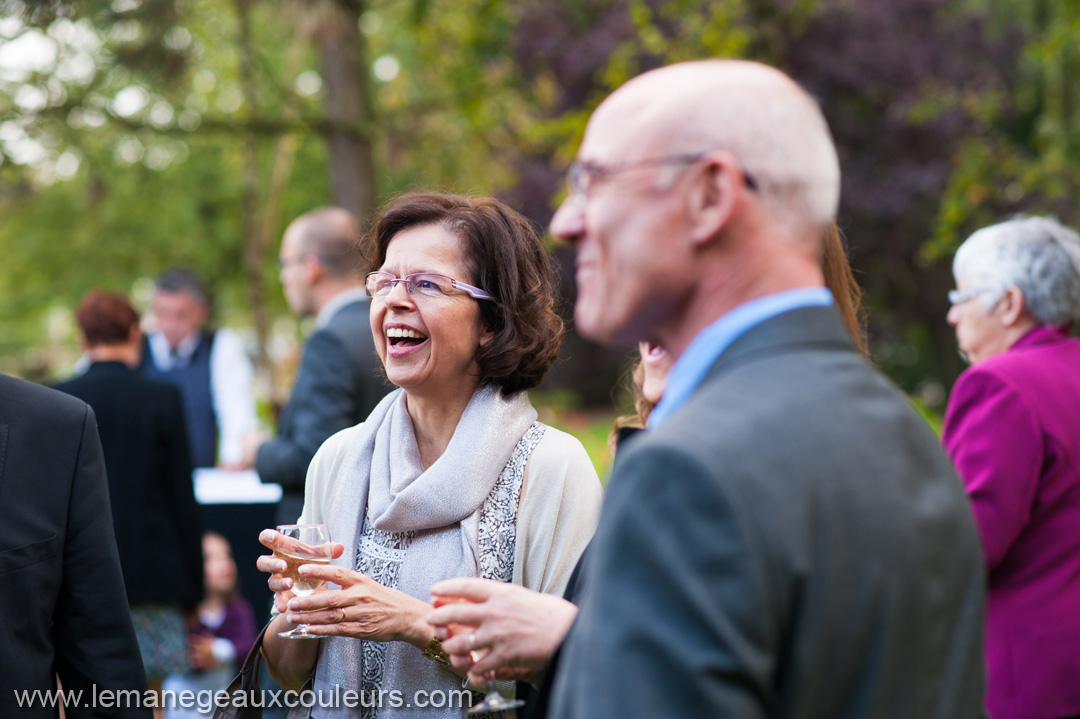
[257,193,603,716]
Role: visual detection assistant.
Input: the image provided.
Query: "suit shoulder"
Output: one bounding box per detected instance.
[322,302,373,341]
[1,373,90,424]
[951,356,1031,403]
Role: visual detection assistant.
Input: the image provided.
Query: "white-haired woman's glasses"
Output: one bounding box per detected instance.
[948,287,990,306]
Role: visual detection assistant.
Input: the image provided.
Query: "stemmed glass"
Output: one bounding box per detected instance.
[467,672,525,715]
[274,523,333,639]
[432,596,525,714]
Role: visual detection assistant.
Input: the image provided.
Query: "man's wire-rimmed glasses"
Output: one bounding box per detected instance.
[565,152,758,205]
[365,271,495,302]
[277,253,322,270]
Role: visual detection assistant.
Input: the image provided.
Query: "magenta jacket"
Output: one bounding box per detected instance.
[943,325,1080,719]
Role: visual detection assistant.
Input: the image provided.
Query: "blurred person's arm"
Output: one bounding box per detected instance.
[943,368,1042,568]
[210,328,258,467]
[255,330,359,489]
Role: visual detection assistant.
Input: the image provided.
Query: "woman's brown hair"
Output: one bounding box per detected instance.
[75,289,140,347]
[363,192,565,396]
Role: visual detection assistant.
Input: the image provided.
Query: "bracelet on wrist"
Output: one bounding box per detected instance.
[422,636,452,668]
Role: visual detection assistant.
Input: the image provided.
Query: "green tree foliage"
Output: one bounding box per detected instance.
[0,0,1066,415]
[927,0,1080,260]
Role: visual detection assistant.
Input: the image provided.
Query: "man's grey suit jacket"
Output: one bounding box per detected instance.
[549,306,986,718]
[257,296,386,524]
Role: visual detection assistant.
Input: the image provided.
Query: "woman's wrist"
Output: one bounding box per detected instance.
[402,598,437,649]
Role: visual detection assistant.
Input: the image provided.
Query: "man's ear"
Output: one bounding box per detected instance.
[304,254,324,285]
[687,153,742,246]
[998,285,1027,327]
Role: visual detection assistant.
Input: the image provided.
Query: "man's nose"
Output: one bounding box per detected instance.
[550,197,585,246]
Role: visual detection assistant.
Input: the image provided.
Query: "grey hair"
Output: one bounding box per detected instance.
[155,268,209,306]
[953,215,1080,325]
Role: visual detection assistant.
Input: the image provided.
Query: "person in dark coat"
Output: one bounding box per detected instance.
[55,289,204,692]
[0,371,151,718]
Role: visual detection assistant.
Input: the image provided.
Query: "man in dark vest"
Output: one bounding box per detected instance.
[142,269,257,468]
[240,207,387,525]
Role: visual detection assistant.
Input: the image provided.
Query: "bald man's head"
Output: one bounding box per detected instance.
[284,207,362,279]
[550,60,839,350]
[589,60,840,239]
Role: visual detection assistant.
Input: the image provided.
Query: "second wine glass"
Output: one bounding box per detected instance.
[432,595,525,714]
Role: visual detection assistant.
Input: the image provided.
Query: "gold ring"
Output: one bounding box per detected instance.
[339,608,346,623]
[469,633,478,651]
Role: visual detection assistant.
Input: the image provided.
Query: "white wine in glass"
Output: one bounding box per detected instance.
[274,523,333,639]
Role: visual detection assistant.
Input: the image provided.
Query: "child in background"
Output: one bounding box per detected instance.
[164,532,258,718]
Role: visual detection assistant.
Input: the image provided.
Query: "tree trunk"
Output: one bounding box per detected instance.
[235,0,276,408]
[312,0,377,230]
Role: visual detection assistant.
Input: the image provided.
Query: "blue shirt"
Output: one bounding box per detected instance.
[648,287,834,430]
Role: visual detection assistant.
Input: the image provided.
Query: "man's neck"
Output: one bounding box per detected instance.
[658,248,824,360]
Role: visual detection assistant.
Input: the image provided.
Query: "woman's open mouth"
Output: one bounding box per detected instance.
[386,326,429,351]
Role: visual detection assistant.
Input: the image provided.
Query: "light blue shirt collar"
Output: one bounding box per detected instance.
[648,287,834,430]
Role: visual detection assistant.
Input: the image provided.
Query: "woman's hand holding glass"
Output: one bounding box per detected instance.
[258,524,338,638]
[257,528,434,647]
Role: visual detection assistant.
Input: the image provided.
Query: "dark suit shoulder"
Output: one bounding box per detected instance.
[55,363,183,408]
[319,300,374,350]
[2,373,90,426]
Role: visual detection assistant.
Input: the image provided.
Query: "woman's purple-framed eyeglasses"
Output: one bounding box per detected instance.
[365,272,495,302]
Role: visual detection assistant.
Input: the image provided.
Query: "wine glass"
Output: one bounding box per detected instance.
[432,596,525,714]
[467,674,525,715]
[274,523,333,639]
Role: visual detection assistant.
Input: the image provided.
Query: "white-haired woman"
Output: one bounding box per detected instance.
[943,215,1080,719]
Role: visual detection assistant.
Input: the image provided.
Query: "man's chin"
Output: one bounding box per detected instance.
[574,306,640,348]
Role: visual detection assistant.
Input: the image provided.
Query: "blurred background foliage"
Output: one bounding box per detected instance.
[2,0,1079,427]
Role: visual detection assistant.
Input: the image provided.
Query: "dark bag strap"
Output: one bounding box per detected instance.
[212,621,316,719]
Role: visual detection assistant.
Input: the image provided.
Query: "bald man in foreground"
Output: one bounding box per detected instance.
[244,207,386,524]
[431,60,985,717]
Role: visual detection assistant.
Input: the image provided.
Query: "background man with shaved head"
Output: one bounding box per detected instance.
[432,60,986,718]
[243,207,386,524]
